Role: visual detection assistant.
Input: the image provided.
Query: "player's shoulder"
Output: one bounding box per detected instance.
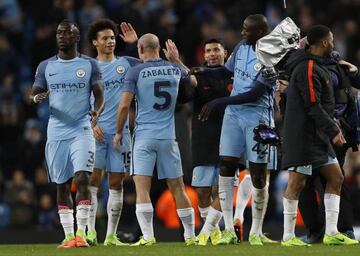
[38,55,57,68]
[117,55,142,66]
[79,54,97,64]
[234,40,248,50]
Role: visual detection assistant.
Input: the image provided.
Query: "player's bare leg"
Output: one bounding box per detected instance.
[131,175,156,246]
[103,172,127,246]
[74,171,91,247]
[167,177,196,245]
[57,180,76,248]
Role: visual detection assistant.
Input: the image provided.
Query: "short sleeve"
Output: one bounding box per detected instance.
[224,42,242,72]
[124,56,142,67]
[89,58,103,86]
[123,66,139,93]
[33,61,48,89]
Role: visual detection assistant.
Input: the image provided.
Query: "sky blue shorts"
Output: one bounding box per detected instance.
[220,110,269,164]
[192,164,220,187]
[94,133,131,173]
[45,135,95,184]
[131,138,183,179]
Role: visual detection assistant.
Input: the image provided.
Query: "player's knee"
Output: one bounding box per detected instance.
[108,177,124,190]
[251,173,266,189]
[74,171,90,188]
[57,183,70,195]
[90,172,102,187]
[196,188,212,207]
[220,159,238,177]
[329,172,344,190]
[288,176,306,197]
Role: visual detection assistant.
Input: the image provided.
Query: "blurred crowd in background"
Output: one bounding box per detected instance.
[1,0,360,233]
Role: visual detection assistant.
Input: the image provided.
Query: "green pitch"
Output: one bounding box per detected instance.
[0,243,359,256]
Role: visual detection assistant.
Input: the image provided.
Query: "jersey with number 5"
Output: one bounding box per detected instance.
[123,58,189,139]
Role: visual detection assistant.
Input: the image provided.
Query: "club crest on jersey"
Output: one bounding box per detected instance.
[76,68,86,78]
[116,65,125,74]
[254,63,262,72]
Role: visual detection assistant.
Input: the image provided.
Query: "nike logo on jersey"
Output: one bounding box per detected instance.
[49,73,58,76]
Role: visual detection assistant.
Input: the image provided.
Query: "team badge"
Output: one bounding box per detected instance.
[254,63,262,71]
[76,68,86,77]
[116,65,125,74]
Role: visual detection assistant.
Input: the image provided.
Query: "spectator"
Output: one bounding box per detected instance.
[17,119,45,179]
[4,169,36,228]
[37,193,58,230]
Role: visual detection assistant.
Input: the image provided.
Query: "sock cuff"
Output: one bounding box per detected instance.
[244,174,251,179]
[177,207,194,217]
[198,206,209,218]
[208,206,222,216]
[58,208,74,214]
[77,199,91,206]
[109,189,123,197]
[324,193,340,201]
[89,186,98,194]
[283,197,298,214]
[219,176,235,186]
[136,203,153,212]
[58,205,71,210]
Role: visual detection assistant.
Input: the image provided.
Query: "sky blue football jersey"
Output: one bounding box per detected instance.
[225,41,274,117]
[33,55,102,141]
[96,56,140,134]
[123,58,189,139]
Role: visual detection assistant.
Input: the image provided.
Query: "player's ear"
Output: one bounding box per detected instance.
[224,49,228,59]
[92,39,97,47]
[139,44,144,54]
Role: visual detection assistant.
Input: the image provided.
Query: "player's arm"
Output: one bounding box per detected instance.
[91,83,105,127]
[113,92,134,151]
[31,61,49,104]
[198,80,268,121]
[298,61,344,146]
[89,59,105,126]
[113,67,137,151]
[163,39,197,87]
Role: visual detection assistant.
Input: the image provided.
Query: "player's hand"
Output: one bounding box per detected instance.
[332,131,347,146]
[163,39,180,63]
[275,79,289,93]
[90,110,99,128]
[92,124,105,142]
[339,60,358,76]
[198,101,217,122]
[188,67,204,76]
[113,132,123,152]
[119,22,138,44]
[33,91,50,103]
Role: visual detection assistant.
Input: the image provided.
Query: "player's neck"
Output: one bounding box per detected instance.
[309,47,325,58]
[58,48,78,60]
[142,52,159,62]
[97,52,115,62]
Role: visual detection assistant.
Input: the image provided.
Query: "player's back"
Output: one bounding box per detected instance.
[124,58,188,140]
